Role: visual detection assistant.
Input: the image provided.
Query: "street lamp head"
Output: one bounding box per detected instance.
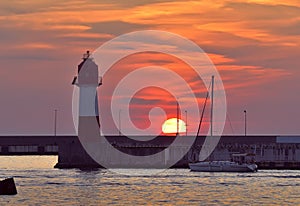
[244,110,246,113]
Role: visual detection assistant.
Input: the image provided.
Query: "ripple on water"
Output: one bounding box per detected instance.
[0,167,299,205]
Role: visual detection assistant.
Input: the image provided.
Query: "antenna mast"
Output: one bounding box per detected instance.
[176,101,179,136]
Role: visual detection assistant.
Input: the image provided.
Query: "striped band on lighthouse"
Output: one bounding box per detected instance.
[79,86,99,117]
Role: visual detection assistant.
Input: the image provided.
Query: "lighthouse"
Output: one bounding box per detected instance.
[72,51,102,140]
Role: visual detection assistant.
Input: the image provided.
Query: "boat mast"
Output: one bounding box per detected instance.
[211,75,214,137]
[196,85,210,137]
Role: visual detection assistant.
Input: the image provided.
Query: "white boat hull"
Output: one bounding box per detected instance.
[189,161,258,172]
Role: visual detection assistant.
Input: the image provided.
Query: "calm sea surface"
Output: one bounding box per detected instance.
[0,156,299,205]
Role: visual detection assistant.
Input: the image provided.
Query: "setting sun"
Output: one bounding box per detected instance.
[162,118,186,134]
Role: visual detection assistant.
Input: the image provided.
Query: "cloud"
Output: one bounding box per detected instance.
[89,21,152,36]
[223,2,300,20]
[0,0,300,134]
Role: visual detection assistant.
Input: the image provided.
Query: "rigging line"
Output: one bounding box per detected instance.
[227,111,235,135]
[196,81,211,137]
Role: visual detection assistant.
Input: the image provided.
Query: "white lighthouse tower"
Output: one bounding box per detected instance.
[72,51,102,140]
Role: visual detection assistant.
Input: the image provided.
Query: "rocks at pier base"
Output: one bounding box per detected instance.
[0,178,17,195]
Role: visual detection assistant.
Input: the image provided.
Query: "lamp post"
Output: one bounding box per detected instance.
[185,110,187,136]
[176,102,179,136]
[54,109,57,136]
[244,110,247,136]
[119,109,121,136]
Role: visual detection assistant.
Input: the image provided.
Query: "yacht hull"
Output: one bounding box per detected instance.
[189,161,258,172]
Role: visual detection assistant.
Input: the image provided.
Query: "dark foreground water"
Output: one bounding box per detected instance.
[0,156,299,205]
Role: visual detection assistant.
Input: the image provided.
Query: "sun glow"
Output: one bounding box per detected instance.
[162,118,186,134]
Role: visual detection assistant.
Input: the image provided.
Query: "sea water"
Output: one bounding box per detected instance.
[0,156,299,205]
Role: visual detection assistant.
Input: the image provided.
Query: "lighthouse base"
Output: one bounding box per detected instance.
[54,137,101,169]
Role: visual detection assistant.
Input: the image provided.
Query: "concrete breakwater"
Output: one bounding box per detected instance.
[54,135,300,169]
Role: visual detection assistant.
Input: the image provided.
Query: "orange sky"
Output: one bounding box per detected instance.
[0,0,299,135]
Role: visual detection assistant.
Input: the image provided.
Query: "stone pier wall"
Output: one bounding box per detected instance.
[54,135,300,169]
[182,141,300,169]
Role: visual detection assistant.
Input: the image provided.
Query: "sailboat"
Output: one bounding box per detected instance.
[189,155,258,172]
[188,76,258,172]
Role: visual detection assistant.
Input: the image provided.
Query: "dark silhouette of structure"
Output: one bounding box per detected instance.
[1,52,299,169]
[0,135,300,169]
